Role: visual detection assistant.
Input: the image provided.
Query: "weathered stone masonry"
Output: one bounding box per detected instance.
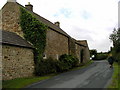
[1,1,90,80]
[45,29,69,59]
[1,30,35,80]
[2,45,34,80]
[1,2,23,36]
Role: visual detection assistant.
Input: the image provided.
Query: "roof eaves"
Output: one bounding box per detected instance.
[17,2,70,38]
[75,42,86,47]
[2,43,34,49]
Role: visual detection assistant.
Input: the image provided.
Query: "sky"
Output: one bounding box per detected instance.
[0,0,119,52]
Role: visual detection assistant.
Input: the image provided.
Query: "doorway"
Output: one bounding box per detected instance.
[80,49,84,63]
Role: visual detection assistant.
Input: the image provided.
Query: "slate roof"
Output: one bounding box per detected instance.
[18,2,89,47]
[0,30,33,48]
[16,2,70,38]
[1,2,87,48]
[77,40,88,47]
[16,2,87,47]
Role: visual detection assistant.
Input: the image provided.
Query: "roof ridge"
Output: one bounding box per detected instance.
[16,2,70,38]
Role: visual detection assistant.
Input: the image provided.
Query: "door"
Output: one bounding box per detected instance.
[80,49,84,63]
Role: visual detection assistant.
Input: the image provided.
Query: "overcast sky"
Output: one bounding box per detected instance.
[0,0,119,52]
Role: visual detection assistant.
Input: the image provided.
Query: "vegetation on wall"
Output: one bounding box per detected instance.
[20,7,49,75]
[19,7,80,76]
[20,7,48,63]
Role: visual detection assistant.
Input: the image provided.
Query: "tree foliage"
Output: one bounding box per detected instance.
[109,28,120,62]
[90,49,97,57]
[109,28,120,49]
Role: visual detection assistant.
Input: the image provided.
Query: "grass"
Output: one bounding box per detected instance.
[2,74,57,89]
[108,62,120,89]
[2,60,93,89]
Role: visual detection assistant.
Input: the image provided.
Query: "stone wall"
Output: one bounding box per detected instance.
[1,2,23,36]
[69,38,76,56]
[2,45,34,80]
[82,47,90,63]
[75,44,81,62]
[45,29,69,59]
[0,9,2,29]
[77,40,90,63]
[1,2,69,60]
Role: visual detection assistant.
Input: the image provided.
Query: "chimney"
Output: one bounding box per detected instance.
[25,2,33,11]
[54,21,60,27]
[7,0,16,2]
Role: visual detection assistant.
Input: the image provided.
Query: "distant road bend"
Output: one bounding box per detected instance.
[26,60,113,88]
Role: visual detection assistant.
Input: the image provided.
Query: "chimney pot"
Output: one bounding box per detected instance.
[28,2,30,5]
[54,21,60,27]
[7,0,16,2]
[25,2,33,11]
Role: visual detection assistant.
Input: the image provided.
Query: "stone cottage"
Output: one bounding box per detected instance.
[1,30,34,80]
[0,0,90,80]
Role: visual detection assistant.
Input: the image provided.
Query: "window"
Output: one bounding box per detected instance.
[56,54,59,60]
[75,44,77,49]
[43,53,47,59]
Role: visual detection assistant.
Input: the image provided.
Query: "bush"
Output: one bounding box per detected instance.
[59,54,79,69]
[35,54,79,76]
[69,55,79,67]
[93,53,108,60]
[59,54,72,69]
[35,58,57,76]
[55,61,70,72]
[96,54,108,60]
[112,48,120,62]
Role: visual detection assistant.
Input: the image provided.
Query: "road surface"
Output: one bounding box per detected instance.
[26,60,113,88]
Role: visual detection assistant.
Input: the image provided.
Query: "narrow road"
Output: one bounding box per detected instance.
[26,60,113,88]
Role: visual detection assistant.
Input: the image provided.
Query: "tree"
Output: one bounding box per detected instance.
[109,28,120,48]
[109,28,120,52]
[90,49,97,58]
[109,28,120,62]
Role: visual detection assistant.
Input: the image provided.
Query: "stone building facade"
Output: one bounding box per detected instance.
[1,30,35,80]
[77,40,90,63]
[1,2,23,36]
[45,28,69,59]
[2,45,34,80]
[1,0,90,80]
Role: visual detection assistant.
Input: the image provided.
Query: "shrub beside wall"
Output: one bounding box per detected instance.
[35,54,79,76]
[20,7,79,76]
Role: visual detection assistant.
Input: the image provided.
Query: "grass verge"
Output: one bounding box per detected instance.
[2,74,57,88]
[2,60,93,89]
[108,62,120,89]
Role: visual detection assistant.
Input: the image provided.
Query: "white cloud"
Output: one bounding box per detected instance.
[0,0,119,52]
